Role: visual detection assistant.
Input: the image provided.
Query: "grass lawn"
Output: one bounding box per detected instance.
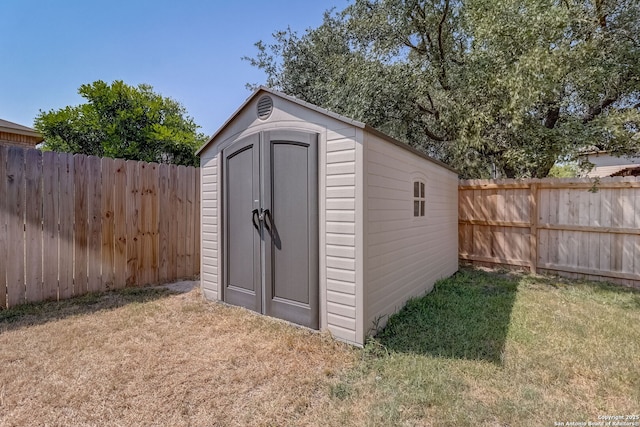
[1,268,639,426]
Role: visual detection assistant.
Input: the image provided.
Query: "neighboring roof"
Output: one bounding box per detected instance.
[609,166,640,177]
[0,118,43,141]
[579,150,606,156]
[196,86,457,173]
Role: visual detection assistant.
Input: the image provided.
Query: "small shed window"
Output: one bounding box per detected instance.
[413,180,425,217]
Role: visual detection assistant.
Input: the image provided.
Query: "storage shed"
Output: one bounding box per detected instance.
[196,87,458,346]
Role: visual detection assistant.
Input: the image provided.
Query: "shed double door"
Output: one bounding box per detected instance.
[222,130,318,329]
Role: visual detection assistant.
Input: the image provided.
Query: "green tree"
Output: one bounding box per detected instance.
[246,0,640,178]
[35,80,206,166]
[548,163,579,178]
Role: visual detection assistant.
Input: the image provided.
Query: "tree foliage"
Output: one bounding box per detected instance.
[246,0,640,178]
[548,163,579,178]
[35,80,206,166]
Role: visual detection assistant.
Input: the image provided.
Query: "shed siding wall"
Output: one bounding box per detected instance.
[200,152,219,301]
[325,126,359,344]
[363,133,458,334]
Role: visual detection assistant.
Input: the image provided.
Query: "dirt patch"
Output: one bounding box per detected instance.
[0,287,357,426]
[159,280,198,293]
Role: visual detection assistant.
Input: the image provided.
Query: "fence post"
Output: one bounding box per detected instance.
[529,183,538,274]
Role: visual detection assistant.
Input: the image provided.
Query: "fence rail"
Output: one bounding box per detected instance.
[459,177,640,287]
[0,145,200,309]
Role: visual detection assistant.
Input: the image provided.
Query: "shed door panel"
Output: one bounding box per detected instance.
[263,131,318,329]
[222,135,261,312]
[221,130,318,330]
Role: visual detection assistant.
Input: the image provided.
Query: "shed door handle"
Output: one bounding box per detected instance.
[251,209,260,231]
[263,208,272,232]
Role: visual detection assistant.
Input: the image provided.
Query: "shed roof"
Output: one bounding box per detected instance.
[196,87,457,173]
[0,118,44,141]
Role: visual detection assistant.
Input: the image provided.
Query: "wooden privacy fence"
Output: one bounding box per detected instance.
[459,177,640,287]
[0,145,200,309]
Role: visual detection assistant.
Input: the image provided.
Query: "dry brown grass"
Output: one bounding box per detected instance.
[2,270,639,426]
[0,286,357,427]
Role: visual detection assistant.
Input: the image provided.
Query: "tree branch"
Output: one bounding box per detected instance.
[437,0,449,61]
[401,37,422,54]
[424,32,434,55]
[583,95,618,123]
[594,0,607,30]
[417,100,440,120]
[416,3,427,22]
[424,128,448,142]
[544,106,560,129]
[426,93,437,113]
[406,7,432,58]
[437,0,451,90]
[421,121,448,142]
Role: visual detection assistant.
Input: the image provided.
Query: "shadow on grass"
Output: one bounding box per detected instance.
[375,268,640,364]
[0,287,178,333]
[375,268,519,365]
[530,273,640,308]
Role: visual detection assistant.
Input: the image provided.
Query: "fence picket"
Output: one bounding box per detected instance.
[138,162,154,286]
[158,164,169,283]
[587,190,600,270]
[25,149,43,303]
[74,155,88,296]
[101,157,116,290]
[168,164,178,281]
[194,167,201,275]
[42,151,59,301]
[635,188,640,276]
[600,188,613,272]
[149,163,159,285]
[186,166,195,276]
[87,156,102,292]
[0,146,7,308]
[58,153,75,299]
[126,160,140,286]
[6,147,26,306]
[177,165,187,279]
[113,159,127,289]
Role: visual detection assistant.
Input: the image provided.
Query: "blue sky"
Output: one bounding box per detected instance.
[0,0,347,136]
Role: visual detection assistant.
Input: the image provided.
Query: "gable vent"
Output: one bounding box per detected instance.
[257,95,273,120]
